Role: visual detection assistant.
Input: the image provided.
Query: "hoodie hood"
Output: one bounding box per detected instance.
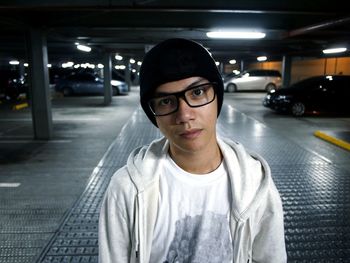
[218,138,270,220]
[126,136,270,220]
[126,137,169,192]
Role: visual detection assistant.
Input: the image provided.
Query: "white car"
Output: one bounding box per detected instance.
[224,69,282,92]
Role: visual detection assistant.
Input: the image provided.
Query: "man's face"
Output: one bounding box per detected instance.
[154,76,218,156]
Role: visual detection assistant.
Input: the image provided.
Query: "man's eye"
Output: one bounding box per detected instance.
[158,97,174,106]
[192,87,205,96]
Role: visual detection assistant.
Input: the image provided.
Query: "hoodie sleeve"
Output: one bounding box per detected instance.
[98,169,136,263]
[251,180,287,263]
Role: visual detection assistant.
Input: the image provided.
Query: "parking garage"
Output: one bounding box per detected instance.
[1,2,350,263]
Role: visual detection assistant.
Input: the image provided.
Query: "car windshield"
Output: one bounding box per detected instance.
[239,70,281,77]
[291,77,323,90]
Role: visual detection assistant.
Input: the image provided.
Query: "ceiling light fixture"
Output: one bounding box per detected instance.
[206,31,266,39]
[115,54,123,61]
[322,47,347,54]
[77,44,91,52]
[9,60,20,65]
[257,56,267,61]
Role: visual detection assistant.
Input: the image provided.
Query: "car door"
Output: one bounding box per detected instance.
[88,74,103,94]
[80,74,96,94]
[77,73,101,94]
[310,78,332,111]
[234,70,259,90]
[330,77,350,113]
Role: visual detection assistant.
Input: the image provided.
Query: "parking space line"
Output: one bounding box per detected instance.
[13,102,29,110]
[0,183,21,187]
[0,140,72,143]
[314,130,350,151]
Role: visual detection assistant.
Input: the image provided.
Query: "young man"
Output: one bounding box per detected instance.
[99,38,287,263]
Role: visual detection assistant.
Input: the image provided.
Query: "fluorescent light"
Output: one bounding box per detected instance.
[322,47,347,54]
[97,63,104,69]
[257,56,267,62]
[9,60,20,65]
[229,59,236,65]
[115,65,126,70]
[206,31,266,39]
[24,63,29,67]
[115,54,123,60]
[129,58,136,64]
[77,44,91,52]
[62,62,74,68]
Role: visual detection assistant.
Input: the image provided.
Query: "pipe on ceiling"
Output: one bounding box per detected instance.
[288,16,350,37]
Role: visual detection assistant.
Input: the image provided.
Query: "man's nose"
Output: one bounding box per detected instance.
[175,97,194,124]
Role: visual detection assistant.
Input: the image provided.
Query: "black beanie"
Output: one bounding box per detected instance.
[139,38,224,127]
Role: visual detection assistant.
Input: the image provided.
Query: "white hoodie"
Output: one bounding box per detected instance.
[99,136,287,263]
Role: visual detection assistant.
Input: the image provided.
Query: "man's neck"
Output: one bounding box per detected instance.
[169,143,222,174]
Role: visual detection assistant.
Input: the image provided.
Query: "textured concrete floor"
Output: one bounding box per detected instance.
[1,89,349,262]
[0,88,140,263]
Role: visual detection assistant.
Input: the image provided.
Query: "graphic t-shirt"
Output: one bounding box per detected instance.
[149,154,233,263]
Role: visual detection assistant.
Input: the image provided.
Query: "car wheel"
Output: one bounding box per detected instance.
[227,84,237,93]
[265,83,276,92]
[291,102,306,116]
[62,87,73,97]
[112,87,119,96]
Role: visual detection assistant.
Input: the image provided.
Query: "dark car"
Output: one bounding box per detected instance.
[263,75,350,116]
[55,72,128,96]
[0,69,28,100]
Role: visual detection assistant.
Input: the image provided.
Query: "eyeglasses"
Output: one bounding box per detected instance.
[148,82,217,116]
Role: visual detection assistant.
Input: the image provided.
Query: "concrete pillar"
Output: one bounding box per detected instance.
[27,28,52,140]
[282,55,292,88]
[103,53,112,105]
[219,62,224,75]
[124,58,132,91]
[240,60,244,72]
[19,60,25,78]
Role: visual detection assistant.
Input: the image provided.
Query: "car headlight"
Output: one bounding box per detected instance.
[111,80,122,86]
[277,95,291,100]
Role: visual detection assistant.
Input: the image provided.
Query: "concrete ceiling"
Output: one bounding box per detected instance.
[0,1,349,66]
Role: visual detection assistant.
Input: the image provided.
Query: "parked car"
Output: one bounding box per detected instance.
[224,69,282,92]
[0,69,28,100]
[263,75,350,116]
[55,72,128,96]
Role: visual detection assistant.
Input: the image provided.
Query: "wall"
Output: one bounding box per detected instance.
[290,57,350,84]
[245,57,350,85]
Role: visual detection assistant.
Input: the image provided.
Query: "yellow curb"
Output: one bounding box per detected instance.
[314,130,350,151]
[13,102,29,110]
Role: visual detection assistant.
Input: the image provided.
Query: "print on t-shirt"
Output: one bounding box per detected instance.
[163,211,233,263]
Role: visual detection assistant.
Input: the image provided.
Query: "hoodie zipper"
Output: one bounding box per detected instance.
[134,194,141,263]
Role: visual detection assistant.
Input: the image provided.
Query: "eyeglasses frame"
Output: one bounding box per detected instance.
[148,82,218,116]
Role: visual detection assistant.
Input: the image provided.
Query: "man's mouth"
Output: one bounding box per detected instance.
[179,129,202,139]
